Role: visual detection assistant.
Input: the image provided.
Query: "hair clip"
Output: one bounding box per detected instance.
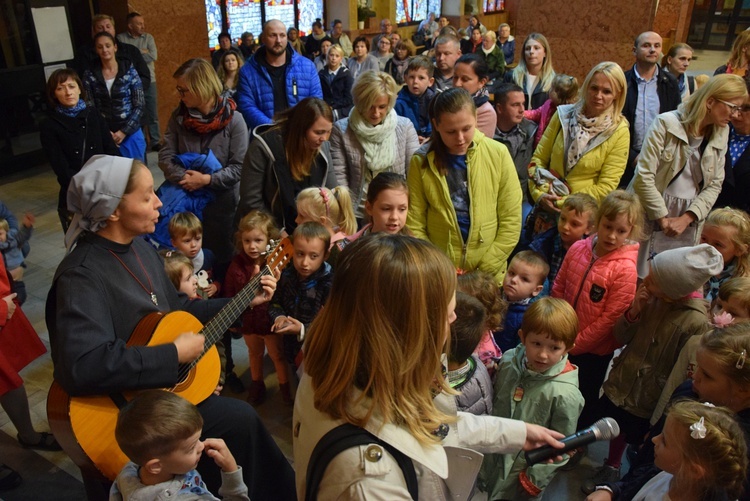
[690,416,707,439]
[738,349,747,370]
[319,188,330,219]
[165,250,173,257]
[702,402,716,408]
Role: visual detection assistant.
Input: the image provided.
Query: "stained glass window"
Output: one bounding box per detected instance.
[208,0,324,47]
[227,0,263,44]
[396,0,440,25]
[483,0,505,13]
[205,0,223,48]
[298,0,324,36]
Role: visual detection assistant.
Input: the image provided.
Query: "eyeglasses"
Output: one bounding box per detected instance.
[717,99,744,116]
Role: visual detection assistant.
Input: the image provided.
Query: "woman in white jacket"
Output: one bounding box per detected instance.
[630,73,747,277]
[293,235,564,500]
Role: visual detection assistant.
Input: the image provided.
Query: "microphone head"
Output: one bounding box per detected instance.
[592,417,620,440]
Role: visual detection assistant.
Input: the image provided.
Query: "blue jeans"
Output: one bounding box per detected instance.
[144,82,161,144]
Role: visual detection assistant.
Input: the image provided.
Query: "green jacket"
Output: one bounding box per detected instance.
[529,104,630,207]
[406,130,522,284]
[603,296,709,419]
[480,346,584,500]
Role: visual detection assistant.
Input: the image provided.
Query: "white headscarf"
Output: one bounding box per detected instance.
[65,155,134,250]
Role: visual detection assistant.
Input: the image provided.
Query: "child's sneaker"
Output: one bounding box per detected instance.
[247,380,267,405]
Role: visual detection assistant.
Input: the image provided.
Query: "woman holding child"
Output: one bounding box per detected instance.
[48,155,293,500]
[529,61,630,214]
[294,234,565,499]
[330,71,419,221]
[158,58,248,265]
[631,73,746,277]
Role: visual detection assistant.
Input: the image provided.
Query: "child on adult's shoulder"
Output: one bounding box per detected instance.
[270,222,333,371]
[447,292,493,415]
[524,74,579,148]
[457,270,505,375]
[110,390,249,501]
[394,56,437,143]
[582,244,723,495]
[480,297,583,501]
[0,213,34,305]
[552,190,642,430]
[169,212,220,298]
[496,250,548,353]
[530,193,598,291]
[700,207,750,302]
[651,275,750,426]
[585,401,747,501]
[295,186,357,268]
[224,211,291,406]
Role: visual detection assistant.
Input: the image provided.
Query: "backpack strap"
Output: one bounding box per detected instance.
[305,423,418,500]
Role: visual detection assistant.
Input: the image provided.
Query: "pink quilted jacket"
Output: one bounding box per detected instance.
[551,235,639,356]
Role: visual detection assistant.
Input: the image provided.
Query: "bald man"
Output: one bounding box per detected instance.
[620,31,681,187]
[235,19,322,130]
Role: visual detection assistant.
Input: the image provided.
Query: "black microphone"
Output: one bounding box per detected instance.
[524,417,620,465]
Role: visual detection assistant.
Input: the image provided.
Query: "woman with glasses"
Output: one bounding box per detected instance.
[630,73,747,277]
[158,58,248,266]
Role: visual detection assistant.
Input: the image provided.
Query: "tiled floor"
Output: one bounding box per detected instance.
[0,48,731,498]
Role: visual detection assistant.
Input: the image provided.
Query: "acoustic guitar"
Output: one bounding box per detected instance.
[47,238,293,481]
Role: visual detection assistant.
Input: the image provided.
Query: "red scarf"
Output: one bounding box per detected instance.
[181,96,236,135]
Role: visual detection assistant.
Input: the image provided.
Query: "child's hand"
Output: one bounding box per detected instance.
[629,283,650,318]
[2,293,17,319]
[272,315,302,335]
[213,384,223,396]
[203,282,218,298]
[250,274,277,307]
[418,135,429,144]
[22,213,34,228]
[538,193,561,214]
[585,490,614,501]
[202,438,238,472]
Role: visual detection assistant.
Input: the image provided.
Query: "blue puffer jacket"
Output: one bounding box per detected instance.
[148,151,223,248]
[394,86,436,137]
[494,300,530,353]
[236,45,323,130]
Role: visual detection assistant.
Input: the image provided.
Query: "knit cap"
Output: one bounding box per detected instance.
[650,244,724,300]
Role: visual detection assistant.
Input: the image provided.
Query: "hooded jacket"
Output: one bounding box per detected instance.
[551,235,639,356]
[480,346,583,500]
[603,296,709,419]
[238,124,336,232]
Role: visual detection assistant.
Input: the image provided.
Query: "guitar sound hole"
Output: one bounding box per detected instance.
[174,364,195,391]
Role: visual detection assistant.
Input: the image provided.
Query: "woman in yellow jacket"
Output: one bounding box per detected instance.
[528,62,630,215]
[407,88,523,284]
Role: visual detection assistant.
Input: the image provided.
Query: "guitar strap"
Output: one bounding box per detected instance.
[109,392,128,410]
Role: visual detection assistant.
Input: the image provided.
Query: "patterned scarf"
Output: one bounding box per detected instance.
[347,107,398,173]
[472,86,490,108]
[181,96,236,135]
[57,99,86,117]
[566,109,613,174]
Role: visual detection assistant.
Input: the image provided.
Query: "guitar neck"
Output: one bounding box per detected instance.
[188,266,271,369]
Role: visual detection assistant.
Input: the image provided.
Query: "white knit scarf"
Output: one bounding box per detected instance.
[348,107,398,173]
